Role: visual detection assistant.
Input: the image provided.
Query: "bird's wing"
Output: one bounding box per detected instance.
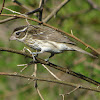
[28,25,76,45]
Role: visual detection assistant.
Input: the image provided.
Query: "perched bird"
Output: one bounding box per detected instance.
[10,25,96,61]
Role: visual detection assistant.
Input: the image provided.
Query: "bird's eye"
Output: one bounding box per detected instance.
[16,32,20,35]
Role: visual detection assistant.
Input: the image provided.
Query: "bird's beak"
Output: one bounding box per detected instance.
[9,36,16,41]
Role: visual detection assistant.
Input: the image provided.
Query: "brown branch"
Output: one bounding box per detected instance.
[6,0,68,23]
[12,0,22,6]
[36,58,100,86]
[39,0,44,8]
[38,0,44,22]
[25,0,44,22]
[0,14,99,55]
[43,0,70,23]
[0,72,100,92]
[0,0,37,24]
[12,0,31,11]
[0,17,18,24]
[25,0,44,21]
[36,87,44,100]
[60,86,80,97]
[0,47,32,58]
[0,0,5,14]
[0,47,100,86]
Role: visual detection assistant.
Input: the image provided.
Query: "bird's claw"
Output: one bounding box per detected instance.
[31,52,38,61]
[44,58,49,62]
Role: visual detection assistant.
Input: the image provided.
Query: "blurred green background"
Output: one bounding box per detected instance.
[0,0,100,100]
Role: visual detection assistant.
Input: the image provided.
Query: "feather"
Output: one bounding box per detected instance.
[27,25,76,45]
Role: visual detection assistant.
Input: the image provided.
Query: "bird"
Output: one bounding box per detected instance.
[10,25,96,61]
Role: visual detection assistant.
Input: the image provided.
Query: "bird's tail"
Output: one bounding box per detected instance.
[66,44,97,58]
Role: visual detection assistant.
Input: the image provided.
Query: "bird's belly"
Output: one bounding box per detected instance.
[27,39,72,53]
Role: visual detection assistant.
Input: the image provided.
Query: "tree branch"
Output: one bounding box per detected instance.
[38,0,44,22]
[43,0,70,23]
[0,0,5,14]
[0,72,100,92]
[25,0,44,22]
[0,47,100,86]
[0,14,99,55]
[12,0,32,11]
[0,17,18,24]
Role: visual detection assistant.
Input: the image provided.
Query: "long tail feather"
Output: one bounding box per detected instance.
[66,44,97,58]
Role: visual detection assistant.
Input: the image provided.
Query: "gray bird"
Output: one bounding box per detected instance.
[10,25,96,61]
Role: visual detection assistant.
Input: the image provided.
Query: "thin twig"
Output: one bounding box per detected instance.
[4,7,25,16]
[0,9,90,24]
[0,17,18,24]
[42,64,61,81]
[28,64,37,82]
[25,0,44,21]
[38,0,44,21]
[59,86,80,99]
[0,72,100,92]
[12,0,31,11]
[33,64,37,77]
[34,64,44,100]
[66,85,80,95]
[3,7,30,25]
[0,14,99,55]
[18,64,28,72]
[59,94,65,100]
[0,0,5,14]
[43,0,70,23]
[12,0,22,6]
[0,47,100,86]
[36,87,45,100]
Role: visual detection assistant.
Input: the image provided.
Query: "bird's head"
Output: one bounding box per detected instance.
[9,26,28,42]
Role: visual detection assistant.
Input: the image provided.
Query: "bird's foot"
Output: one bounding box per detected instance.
[22,47,31,53]
[31,52,38,61]
[22,47,38,61]
[44,58,49,62]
